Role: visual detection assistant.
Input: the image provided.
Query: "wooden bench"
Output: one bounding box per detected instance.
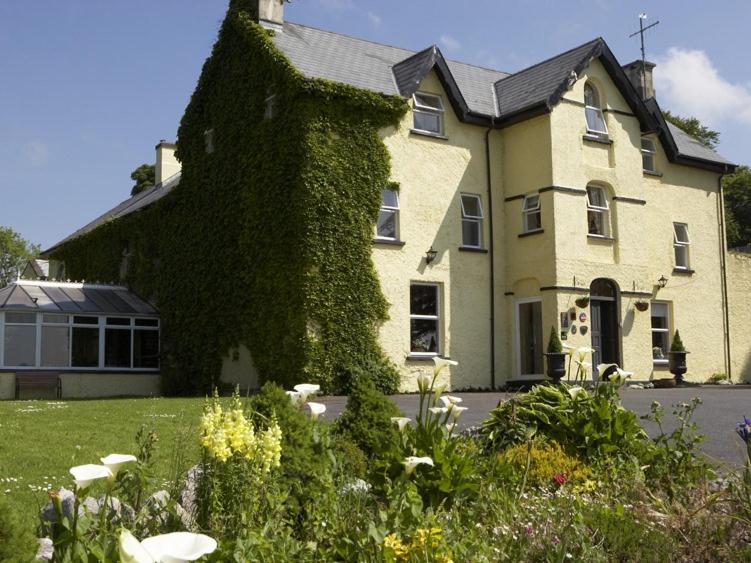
[15,372,61,400]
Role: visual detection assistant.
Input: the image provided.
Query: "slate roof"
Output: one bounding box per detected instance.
[667,122,734,165]
[0,280,158,316]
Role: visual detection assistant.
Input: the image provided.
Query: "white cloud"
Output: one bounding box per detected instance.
[439,34,461,53]
[654,47,751,126]
[367,11,381,27]
[24,141,49,167]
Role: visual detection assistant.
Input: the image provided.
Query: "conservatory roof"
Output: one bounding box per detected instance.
[0,280,158,316]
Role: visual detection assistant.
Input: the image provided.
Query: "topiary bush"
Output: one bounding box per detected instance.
[333,376,402,459]
[670,330,686,352]
[546,326,562,353]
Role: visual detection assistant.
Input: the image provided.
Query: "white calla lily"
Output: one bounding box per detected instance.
[608,367,634,385]
[119,529,154,563]
[286,390,302,406]
[390,417,412,432]
[450,405,468,420]
[416,373,432,393]
[432,356,458,378]
[293,383,320,402]
[140,532,217,563]
[403,456,434,475]
[445,422,456,433]
[307,401,326,421]
[70,464,113,489]
[100,454,137,477]
[439,395,462,408]
[568,386,586,400]
[429,406,449,415]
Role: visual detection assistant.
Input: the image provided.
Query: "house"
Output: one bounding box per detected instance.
[5,0,748,398]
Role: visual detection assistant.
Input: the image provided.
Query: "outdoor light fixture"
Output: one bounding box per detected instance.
[425,247,438,264]
[658,275,668,289]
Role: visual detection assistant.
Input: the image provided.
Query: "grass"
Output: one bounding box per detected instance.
[0,397,216,526]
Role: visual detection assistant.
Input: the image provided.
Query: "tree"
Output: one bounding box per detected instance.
[662,110,721,150]
[723,165,751,248]
[130,163,155,196]
[0,226,40,287]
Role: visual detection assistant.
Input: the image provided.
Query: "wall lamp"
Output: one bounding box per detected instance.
[425,246,438,264]
[657,275,668,289]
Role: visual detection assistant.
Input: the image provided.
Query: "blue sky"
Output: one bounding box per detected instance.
[1,0,749,249]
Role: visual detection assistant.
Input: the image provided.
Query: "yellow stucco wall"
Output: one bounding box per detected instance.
[728,251,751,382]
[0,372,161,400]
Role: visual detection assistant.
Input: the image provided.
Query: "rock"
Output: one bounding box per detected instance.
[40,487,75,522]
[146,489,195,530]
[628,384,645,390]
[717,379,732,385]
[78,496,134,521]
[36,537,53,561]
[180,464,202,518]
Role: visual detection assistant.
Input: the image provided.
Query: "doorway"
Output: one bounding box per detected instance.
[516,298,543,378]
[589,279,620,378]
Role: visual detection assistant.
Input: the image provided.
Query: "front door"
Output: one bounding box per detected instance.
[590,279,620,378]
[517,299,543,378]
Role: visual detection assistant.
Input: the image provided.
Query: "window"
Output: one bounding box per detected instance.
[376,189,400,240]
[673,223,690,269]
[641,138,656,172]
[203,129,214,154]
[105,317,131,368]
[517,300,543,376]
[522,194,542,232]
[460,194,484,248]
[3,312,36,367]
[412,92,444,135]
[41,314,69,368]
[651,302,670,363]
[410,284,440,355]
[586,185,610,236]
[72,316,99,368]
[264,90,276,120]
[584,83,607,135]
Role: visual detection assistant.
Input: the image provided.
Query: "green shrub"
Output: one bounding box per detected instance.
[0,495,37,563]
[333,376,402,458]
[546,326,563,353]
[670,330,686,352]
[497,441,591,488]
[337,355,401,395]
[331,433,368,479]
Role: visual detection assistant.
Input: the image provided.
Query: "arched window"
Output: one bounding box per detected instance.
[586,185,610,236]
[584,83,607,135]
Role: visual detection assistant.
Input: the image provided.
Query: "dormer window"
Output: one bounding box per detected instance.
[584,83,607,135]
[412,92,444,135]
[641,137,657,173]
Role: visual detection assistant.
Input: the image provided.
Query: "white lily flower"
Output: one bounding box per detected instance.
[416,373,432,393]
[403,456,434,475]
[445,422,456,433]
[293,383,320,403]
[119,529,154,563]
[575,360,591,369]
[439,395,462,407]
[608,367,634,385]
[390,417,411,432]
[450,405,468,420]
[307,401,326,421]
[286,390,302,406]
[432,383,448,401]
[100,454,137,477]
[69,464,113,489]
[568,386,585,400]
[597,363,617,375]
[429,406,449,415]
[140,532,217,563]
[432,357,458,378]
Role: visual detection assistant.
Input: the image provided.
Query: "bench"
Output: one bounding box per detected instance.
[15,372,61,400]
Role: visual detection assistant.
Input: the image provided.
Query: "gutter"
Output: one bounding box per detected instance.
[485,124,496,389]
[718,173,732,380]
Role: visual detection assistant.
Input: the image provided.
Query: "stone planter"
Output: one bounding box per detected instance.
[653,378,677,389]
[668,351,689,383]
[545,352,568,383]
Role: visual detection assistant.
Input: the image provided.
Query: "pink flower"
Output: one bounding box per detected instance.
[554,473,567,486]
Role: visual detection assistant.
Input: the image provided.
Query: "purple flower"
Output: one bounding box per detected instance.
[737,416,751,444]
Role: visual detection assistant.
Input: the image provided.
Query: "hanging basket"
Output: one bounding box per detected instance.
[575,296,590,308]
[634,301,649,312]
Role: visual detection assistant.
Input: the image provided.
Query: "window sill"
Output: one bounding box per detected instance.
[673,267,695,276]
[643,170,663,177]
[406,354,439,362]
[587,234,616,242]
[458,246,488,253]
[583,134,613,145]
[653,361,669,368]
[518,229,544,238]
[410,129,449,141]
[372,239,405,247]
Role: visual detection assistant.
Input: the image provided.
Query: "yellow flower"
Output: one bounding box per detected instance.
[383,533,409,559]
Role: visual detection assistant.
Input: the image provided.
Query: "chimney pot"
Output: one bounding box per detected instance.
[257,0,284,30]
[155,140,181,185]
[622,60,656,100]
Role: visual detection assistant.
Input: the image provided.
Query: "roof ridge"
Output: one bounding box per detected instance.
[284,20,510,76]
[496,37,603,83]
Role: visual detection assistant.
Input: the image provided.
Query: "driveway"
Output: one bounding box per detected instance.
[320,387,751,467]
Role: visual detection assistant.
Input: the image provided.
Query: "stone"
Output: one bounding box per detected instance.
[36,538,53,561]
[180,464,202,518]
[40,487,75,523]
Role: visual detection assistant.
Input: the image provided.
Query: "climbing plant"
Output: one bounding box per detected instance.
[50,0,408,395]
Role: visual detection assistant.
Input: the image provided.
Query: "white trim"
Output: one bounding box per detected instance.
[15,279,128,291]
[515,297,544,379]
[412,92,445,136]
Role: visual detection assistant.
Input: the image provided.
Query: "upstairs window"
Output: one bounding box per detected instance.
[584,83,607,135]
[264,90,276,120]
[586,185,610,236]
[412,92,444,135]
[522,194,542,232]
[641,138,657,172]
[673,223,690,269]
[460,194,484,248]
[376,188,400,241]
[203,129,215,154]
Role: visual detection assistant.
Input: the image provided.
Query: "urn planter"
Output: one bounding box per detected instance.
[668,351,689,384]
[545,352,568,383]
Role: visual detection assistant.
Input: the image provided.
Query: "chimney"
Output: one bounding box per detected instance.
[155,140,181,185]
[258,0,284,30]
[622,59,656,100]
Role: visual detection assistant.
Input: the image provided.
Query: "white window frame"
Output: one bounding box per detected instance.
[376,188,400,241]
[515,297,544,379]
[673,223,691,270]
[0,312,159,371]
[650,301,670,365]
[412,92,445,135]
[586,185,610,237]
[641,137,657,172]
[522,194,542,233]
[203,129,214,154]
[584,83,608,135]
[460,194,484,248]
[264,92,276,120]
[409,282,441,357]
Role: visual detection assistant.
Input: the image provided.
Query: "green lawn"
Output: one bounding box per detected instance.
[0,397,215,526]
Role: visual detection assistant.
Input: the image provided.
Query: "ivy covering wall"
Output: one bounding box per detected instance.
[50,0,408,394]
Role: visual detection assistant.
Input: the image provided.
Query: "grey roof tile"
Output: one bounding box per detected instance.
[666,122,733,165]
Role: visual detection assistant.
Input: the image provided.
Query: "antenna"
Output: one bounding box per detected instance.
[628,13,660,98]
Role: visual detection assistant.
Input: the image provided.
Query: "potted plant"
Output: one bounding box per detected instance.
[545,326,567,383]
[668,330,689,384]
[575,295,590,308]
[634,300,649,312]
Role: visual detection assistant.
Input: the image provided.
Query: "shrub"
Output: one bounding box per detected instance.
[333,376,402,458]
[337,355,401,395]
[670,330,686,352]
[546,326,562,353]
[0,495,38,563]
[331,433,368,479]
[497,441,591,488]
